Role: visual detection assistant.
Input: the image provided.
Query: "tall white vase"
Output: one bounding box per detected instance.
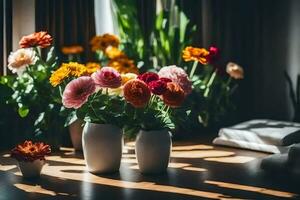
[82,123,123,174]
[69,119,84,151]
[135,129,172,174]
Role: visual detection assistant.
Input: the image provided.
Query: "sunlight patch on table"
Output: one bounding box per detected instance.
[46,156,85,165]
[204,156,256,164]
[171,150,235,158]
[205,180,296,198]
[14,183,71,196]
[172,144,214,151]
[0,164,17,171]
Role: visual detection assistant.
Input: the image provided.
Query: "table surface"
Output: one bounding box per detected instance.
[0,138,299,200]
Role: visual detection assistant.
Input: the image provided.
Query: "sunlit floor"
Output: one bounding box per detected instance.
[0,140,299,200]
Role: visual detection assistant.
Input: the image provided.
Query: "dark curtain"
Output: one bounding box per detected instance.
[135,0,297,122]
[35,0,96,62]
[0,0,12,75]
[179,0,294,122]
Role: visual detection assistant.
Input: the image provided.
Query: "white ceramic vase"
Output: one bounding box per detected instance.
[69,119,84,151]
[18,159,45,178]
[82,123,123,174]
[135,129,172,174]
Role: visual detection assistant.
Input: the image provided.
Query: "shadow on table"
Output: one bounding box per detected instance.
[0,143,299,200]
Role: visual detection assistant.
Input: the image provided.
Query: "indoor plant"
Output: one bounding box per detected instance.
[11,140,51,178]
[61,66,128,173]
[50,61,100,150]
[123,70,190,173]
[2,31,66,148]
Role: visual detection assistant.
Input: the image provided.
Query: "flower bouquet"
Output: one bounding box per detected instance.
[11,140,51,178]
[1,31,66,148]
[122,69,190,173]
[59,66,131,173]
[181,46,244,128]
[49,61,101,150]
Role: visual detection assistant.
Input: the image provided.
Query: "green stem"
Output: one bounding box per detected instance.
[204,70,217,97]
[189,61,198,79]
[89,102,99,119]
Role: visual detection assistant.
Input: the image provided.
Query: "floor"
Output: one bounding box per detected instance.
[0,139,299,200]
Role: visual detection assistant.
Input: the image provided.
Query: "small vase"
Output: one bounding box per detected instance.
[18,159,45,178]
[135,129,172,174]
[82,123,123,174]
[69,119,84,151]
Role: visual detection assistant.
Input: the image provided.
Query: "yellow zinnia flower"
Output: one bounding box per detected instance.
[85,62,101,74]
[182,46,209,64]
[104,46,126,59]
[90,34,120,52]
[63,62,87,77]
[49,66,70,87]
[121,73,138,85]
[49,62,87,87]
[108,57,139,74]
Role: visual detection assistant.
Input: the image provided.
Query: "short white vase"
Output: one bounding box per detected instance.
[82,123,123,174]
[135,129,172,174]
[69,119,84,151]
[18,159,45,178]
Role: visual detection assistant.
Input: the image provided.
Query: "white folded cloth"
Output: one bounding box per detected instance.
[213,119,300,153]
[213,137,289,154]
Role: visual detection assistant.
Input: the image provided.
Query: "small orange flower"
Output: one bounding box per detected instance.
[123,79,151,108]
[182,46,209,64]
[61,45,84,55]
[90,34,120,52]
[162,82,185,107]
[11,141,51,162]
[85,62,101,75]
[104,46,126,59]
[19,31,53,48]
[108,57,139,74]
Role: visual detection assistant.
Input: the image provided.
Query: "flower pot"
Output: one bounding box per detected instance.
[82,123,123,174]
[18,159,45,178]
[135,129,172,174]
[69,119,84,151]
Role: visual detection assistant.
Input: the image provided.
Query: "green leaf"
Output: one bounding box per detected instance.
[18,106,29,118]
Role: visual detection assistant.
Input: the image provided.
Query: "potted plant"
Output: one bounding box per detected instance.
[3,31,66,149]
[61,66,129,173]
[123,69,191,174]
[11,140,51,178]
[50,61,101,150]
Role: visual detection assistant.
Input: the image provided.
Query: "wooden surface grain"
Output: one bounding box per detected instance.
[0,139,299,200]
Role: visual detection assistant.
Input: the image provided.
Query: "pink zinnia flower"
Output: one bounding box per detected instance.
[92,67,122,88]
[158,65,192,95]
[62,76,96,109]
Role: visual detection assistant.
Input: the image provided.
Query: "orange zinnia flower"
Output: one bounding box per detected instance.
[90,34,120,52]
[11,141,51,162]
[162,82,185,108]
[108,57,138,74]
[61,45,84,55]
[19,31,53,48]
[123,79,151,108]
[182,46,209,65]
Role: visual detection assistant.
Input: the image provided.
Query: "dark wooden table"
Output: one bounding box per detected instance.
[0,138,299,200]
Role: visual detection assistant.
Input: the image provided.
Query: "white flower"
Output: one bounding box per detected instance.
[226,62,244,79]
[8,48,37,75]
